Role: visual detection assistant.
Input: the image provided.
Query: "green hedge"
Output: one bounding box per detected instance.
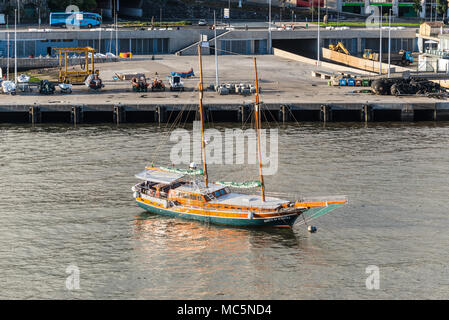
[315,22,421,27]
[119,21,192,28]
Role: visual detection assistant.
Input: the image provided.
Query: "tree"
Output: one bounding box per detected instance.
[437,0,448,17]
[412,0,422,17]
[48,0,97,12]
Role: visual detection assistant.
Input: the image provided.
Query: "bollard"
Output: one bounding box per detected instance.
[280,105,291,123]
[401,105,414,122]
[361,104,373,122]
[113,105,126,124]
[29,105,40,124]
[320,105,331,122]
[155,106,167,123]
[71,106,81,125]
[238,105,250,126]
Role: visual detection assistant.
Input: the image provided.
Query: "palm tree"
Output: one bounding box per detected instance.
[437,0,448,19]
[412,0,422,18]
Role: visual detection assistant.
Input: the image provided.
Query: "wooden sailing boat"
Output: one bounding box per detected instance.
[132,46,347,227]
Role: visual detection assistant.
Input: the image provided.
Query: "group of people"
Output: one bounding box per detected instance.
[89,74,103,90]
[131,76,149,92]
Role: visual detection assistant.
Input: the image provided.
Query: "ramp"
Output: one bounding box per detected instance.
[322,47,395,75]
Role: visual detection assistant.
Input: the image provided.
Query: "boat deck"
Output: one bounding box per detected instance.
[208,192,289,209]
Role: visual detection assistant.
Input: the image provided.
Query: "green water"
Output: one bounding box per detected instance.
[1,122,448,299]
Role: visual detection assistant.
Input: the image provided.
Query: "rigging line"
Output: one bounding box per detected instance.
[242,108,253,130]
[207,103,215,129]
[150,109,180,157]
[261,103,282,129]
[179,105,194,130]
[150,104,186,164]
[287,106,301,125]
[261,105,273,129]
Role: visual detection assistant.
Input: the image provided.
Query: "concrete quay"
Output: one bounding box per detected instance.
[1,55,449,124]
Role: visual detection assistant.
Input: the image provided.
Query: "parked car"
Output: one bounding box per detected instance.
[198,19,207,26]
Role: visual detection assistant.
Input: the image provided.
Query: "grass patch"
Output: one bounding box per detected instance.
[24,69,57,82]
[28,75,41,82]
[119,20,192,28]
[313,22,421,27]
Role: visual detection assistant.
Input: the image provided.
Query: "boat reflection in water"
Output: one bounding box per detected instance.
[132,212,331,298]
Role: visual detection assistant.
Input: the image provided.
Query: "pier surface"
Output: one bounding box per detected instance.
[1,55,449,123]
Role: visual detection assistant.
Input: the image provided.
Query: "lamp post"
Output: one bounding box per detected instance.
[317,0,320,66]
[7,24,9,81]
[268,0,272,54]
[214,11,219,87]
[36,7,40,29]
[115,12,118,57]
[17,0,20,25]
[14,9,17,85]
[388,9,392,78]
[99,9,103,54]
[228,0,231,28]
[379,6,383,75]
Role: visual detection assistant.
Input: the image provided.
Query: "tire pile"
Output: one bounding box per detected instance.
[371,78,447,97]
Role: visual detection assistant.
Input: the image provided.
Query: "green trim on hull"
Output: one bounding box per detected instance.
[136,201,299,227]
[303,202,346,220]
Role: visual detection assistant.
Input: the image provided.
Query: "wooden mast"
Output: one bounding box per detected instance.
[253,57,265,202]
[198,44,209,187]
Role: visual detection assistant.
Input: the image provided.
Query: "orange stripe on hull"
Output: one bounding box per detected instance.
[295,200,347,208]
[137,197,300,219]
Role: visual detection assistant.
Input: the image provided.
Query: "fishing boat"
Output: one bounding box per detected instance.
[132,46,347,228]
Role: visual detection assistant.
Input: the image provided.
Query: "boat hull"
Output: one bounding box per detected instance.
[136,200,300,227]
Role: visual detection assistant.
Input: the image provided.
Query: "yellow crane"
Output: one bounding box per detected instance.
[54,47,98,84]
[329,42,350,55]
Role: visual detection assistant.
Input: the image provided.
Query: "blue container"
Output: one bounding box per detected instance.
[339,79,347,86]
[347,78,355,86]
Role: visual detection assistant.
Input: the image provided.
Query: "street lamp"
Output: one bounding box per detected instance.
[379,6,383,75]
[228,0,231,28]
[14,9,17,85]
[7,22,9,81]
[36,6,41,29]
[388,9,392,78]
[17,0,20,25]
[268,0,272,54]
[214,10,219,87]
[317,0,320,66]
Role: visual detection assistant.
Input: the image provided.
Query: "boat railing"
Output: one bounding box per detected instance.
[300,195,348,204]
[265,192,348,204]
[177,203,251,214]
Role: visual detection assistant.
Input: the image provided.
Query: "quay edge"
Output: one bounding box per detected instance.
[1,102,449,124]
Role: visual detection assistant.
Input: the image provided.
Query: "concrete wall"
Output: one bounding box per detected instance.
[0,27,419,58]
[0,29,217,57]
[273,47,376,75]
[322,47,392,74]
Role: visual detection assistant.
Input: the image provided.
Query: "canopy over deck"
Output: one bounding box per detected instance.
[135,169,184,185]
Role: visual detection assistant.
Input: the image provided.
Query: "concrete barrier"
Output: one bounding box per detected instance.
[0,57,119,71]
[321,48,397,75]
[273,48,376,76]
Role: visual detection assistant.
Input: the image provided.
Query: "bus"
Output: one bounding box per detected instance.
[50,12,101,28]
